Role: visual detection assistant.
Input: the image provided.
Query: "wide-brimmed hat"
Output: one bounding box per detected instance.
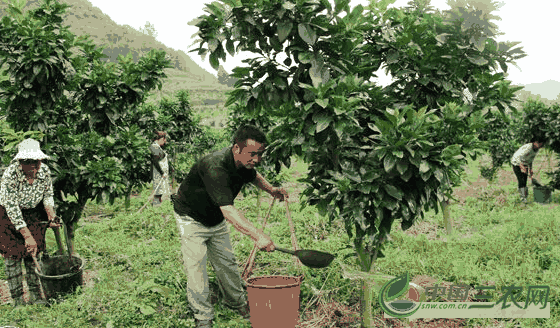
[13,138,51,160]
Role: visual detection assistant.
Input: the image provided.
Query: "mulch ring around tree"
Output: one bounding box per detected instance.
[293,274,505,328]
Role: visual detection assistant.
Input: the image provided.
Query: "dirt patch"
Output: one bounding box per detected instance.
[453,169,517,205]
[0,268,98,305]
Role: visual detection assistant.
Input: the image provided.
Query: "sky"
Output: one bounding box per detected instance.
[86,0,559,87]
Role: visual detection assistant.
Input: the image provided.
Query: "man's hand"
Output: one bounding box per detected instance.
[520,164,527,174]
[254,232,275,252]
[270,187,288,202]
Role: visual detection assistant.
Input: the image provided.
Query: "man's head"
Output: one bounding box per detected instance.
[232,125,267,169]
[153,131,167,147]
[531,137,545,150]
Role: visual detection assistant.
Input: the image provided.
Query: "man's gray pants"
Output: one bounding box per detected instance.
[174,211,247,321]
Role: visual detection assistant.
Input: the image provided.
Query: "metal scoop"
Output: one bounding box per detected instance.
[274,247,335,269]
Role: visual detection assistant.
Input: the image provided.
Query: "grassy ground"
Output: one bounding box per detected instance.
[1,138,559,327]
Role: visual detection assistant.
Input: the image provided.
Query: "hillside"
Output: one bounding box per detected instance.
[0,0,220,87]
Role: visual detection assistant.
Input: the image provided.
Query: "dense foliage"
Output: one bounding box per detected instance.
[191,0,526,324]
[0,0,175,236]
[477,108,523,181]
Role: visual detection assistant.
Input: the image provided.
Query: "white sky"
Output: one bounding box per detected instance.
[86,0,558,86]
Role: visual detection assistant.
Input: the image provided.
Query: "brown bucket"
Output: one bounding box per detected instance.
[246,275,302,328]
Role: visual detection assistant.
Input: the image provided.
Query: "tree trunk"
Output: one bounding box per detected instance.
[360,246,381,328]
[441,199,452,235]
[125,184,133,210]
[361,278,376,328]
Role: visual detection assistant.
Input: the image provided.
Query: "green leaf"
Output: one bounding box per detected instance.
[226,39,235,56]
[383,154,397,173]
[467,56,488,66]
[278,21,293,43]
[396,160,408,175]
[314,112,332,133]
[310,66,323,88]
[270,36,283,52]
[433,168,444,182]
[274,76,288,90]
[384,184,403,201]
[315,98,329,108]
[401,168,413,182]
[334,0,350,14]
[138,303,156,315]
[386,50,398,64]
[298,23,317,45]
[419,161,430,173]
[209,52,219,70]
[499,60,508,73]
[298,52,312,64]
[283,1,296,10]
[208,39,219,53]
[435,33,450,44]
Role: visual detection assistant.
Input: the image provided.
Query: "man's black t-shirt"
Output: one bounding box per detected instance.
[172,146,257,227]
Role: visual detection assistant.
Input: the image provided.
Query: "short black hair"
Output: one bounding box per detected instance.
[233,125,267,149]
[531,136,546,144]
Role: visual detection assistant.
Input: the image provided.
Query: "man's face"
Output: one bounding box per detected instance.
[534,142,543,149]
[234,139,265,169]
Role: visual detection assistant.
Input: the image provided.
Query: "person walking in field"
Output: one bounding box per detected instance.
[511,138,546,203]
[171,125,288,328]
[0,139,61,306]
[149,131,172,207]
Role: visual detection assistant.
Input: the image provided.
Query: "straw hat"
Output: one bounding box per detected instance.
[13,138,51,160]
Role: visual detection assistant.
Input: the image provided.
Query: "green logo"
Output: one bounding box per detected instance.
[379,272,420,318]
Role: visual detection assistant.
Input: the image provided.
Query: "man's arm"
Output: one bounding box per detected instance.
[253,172,288,201]
[220,205,263,240]
[253,172,274,194]
[220,205,274,251]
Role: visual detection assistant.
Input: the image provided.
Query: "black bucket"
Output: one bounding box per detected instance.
[35,255,84,300]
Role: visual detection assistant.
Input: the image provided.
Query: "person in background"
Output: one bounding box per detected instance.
[511,137,546,203]
[171,125,288,328]
[149,131,171,207]
[0,139,61,306]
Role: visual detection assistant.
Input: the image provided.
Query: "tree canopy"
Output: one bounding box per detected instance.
[190,0,526,324]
